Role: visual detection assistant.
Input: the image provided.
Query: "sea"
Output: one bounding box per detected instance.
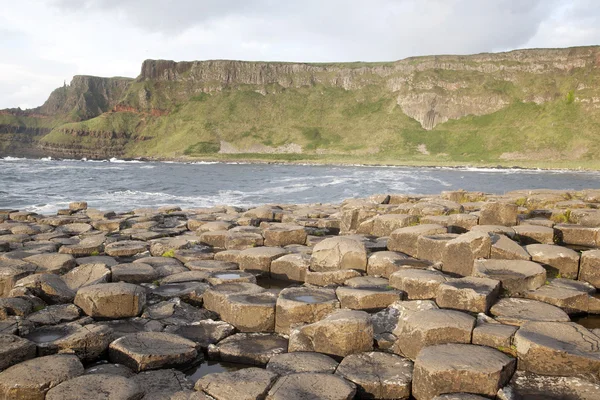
[1,156,600,214]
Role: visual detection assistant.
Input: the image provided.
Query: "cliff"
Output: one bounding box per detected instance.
[2,46,600,167]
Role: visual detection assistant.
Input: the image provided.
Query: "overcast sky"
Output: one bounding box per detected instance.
[1,0,599,109]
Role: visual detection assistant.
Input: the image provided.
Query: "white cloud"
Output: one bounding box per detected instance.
[1,0,598,109]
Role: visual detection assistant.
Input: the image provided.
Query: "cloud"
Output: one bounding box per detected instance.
[1,0,599,109]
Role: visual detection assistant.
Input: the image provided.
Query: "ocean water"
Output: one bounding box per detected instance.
[1,157,600,214]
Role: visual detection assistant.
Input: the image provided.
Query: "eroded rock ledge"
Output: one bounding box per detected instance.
[2,189,600,399]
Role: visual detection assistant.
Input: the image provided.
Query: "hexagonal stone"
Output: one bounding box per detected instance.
[335,286,404,311]
[432,395,489,400]
[412,344,516,400]
[0,354,84,400]
[270,253,310,282]
[196,368,278,400]
[525,244,580,279]
[104,240,148,257]
[225,230,264,250]
[554,223,600,247]
[490,298,570,326]
[310,236,368,272]
[366,251,416,278]
[109,332,199,372]
[186,259,237,272]
[288,309,373,357]
[0,297,33,318]
[0,334,36,371]
[26,303,80,325]
[75,283,146,318]
[305,269,362,286]
[514,321,600,377]
[132,369,193,399]
[28,323,113,361]
[164,320,234,348]
[111,263,158,284]
[209,332,287,366]
[62,263,111,290]
[387,224,447,257]
[151,281,209,306]
[206,270,256,285]
[266,352,339,375]
[490,234,531,261]
[580,249,600,289]
[263,224,307,247]
[203,282,265,316]
[435,277,501,313]
[525,284,589,314]
[266,372,356,400]
[336,351,413,399]
[472,322,518,351]
[417,234,459,263]
[59,236,104,257]
[371,214,419,237]
[275,287,340,334]
[45,373,143,400]
[472,259,546,295]
[479,202,518,226]
[12,273,75,304]
[390,269,448,300]
[219,292,277,332]
[23,253,76,274]
[442,231,491,277]
[499,370,600,399]
[392,309,475,360]
[514,224,555,245]
[237,247,287,274]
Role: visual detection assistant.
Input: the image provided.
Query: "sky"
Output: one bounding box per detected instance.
[1,0,599,109]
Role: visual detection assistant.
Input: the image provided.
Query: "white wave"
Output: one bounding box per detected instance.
[191,161,219,165]
[2,156,26,161]
[40,157,52,161]
[26,201,71,213]
[109,158,143,163]
[140,165,155,169]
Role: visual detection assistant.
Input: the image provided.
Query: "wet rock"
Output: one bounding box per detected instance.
[75,282,146,318]
[263,224,307,247]
[288,309,373,357]
[525,243,580,279]
[266,351,339,375]
[310,236,368,273]
[0,333,36,371]
[479,202,518,226]
[196,368,278,400]
[209,332,287,366]
[335,286,404,311]
[472,259,546,295]
[580,249,600,289]
[132,369,193,399]
[417,233,459,263]
[270,253,310,282]
[442,231,491,277]
[392,309,475,360]
[498,370,600,399]
[266,372,356,400]
[412,344,516,400]
[23,253,76,274]
[336,351,413,399]
[46,373,143,400]
[219,292,277,332]
[390,269,448,300]
[164,320,235,348]
[435,276,501,313]
[387,224,447,257]
[275,286,339,334]
[105,240,148,257]
[490,297,570,326]
[27,303,80,325]
[204,282,265,316]
[62,263,111,290]
[12,273,75,304]
[490,234,531,261]
[0,354,84,400]
[109,332,200,372]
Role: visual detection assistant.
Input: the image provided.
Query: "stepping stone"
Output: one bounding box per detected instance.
[413,344,516,400]
[141,300,215,327]
[514,321,600,377]
[203,282,265,316]
[525,284,589,314]
[472,259,546,295]
[58,222,92,235]
[498,370,600,399]
[185,259,237,272]
[472,322,518,351]
[0,354,84,399]
[0,297,33,318]
[525,244,580,279]
[198,230,229,249]
[513,224,555,244]
[580,249,600,289]
[554,223,600,247]
[266,372,356,400]
[104,240,148,257]
[305,269,362,286]
[479,202,518,226]
[62,263,111,290]
[196,368,278,400]
[213,249,241,263]
[26,303,80,325]
[132,369,193,399]
[225,230,264,250]
[173,246,214,263]
[23,253,76,274]
[387,224,447,257]
[392,309,475,360]
[46,373,143,400]
[206,270,256,285]
[266,352,339,375]
[370,214,419,237]
[209,332,287,366]
[435,276,501,313]
[336,351,413,399]
[366,251,415,278]
[0,334,36,371]
[344,276,389,288]
[164,320,235,348]
[111,263,158,284]
[218,292,277,332]
[12,273,75,304]
[335,286,404,310]
[275,287,339,334]
[442,231,491,277]
[150,281,209,306]
[85,363,134,378]
[160,271,211,284]
[75,283,146,318]
[58,236,104,256]
[27,323,113,361]
[432,395,489,400]
[109,332,200,372]
[288,309,373,357]
[417,233,459,263]
[310,236,368,272]
[490,298,570,326]
[149,237,190,257]
[490,234,530,260]
[390,300,440,337]
[270,253,310,282]
[75,255,118,267]
[263,224,307,246]
[390,269,448,300]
